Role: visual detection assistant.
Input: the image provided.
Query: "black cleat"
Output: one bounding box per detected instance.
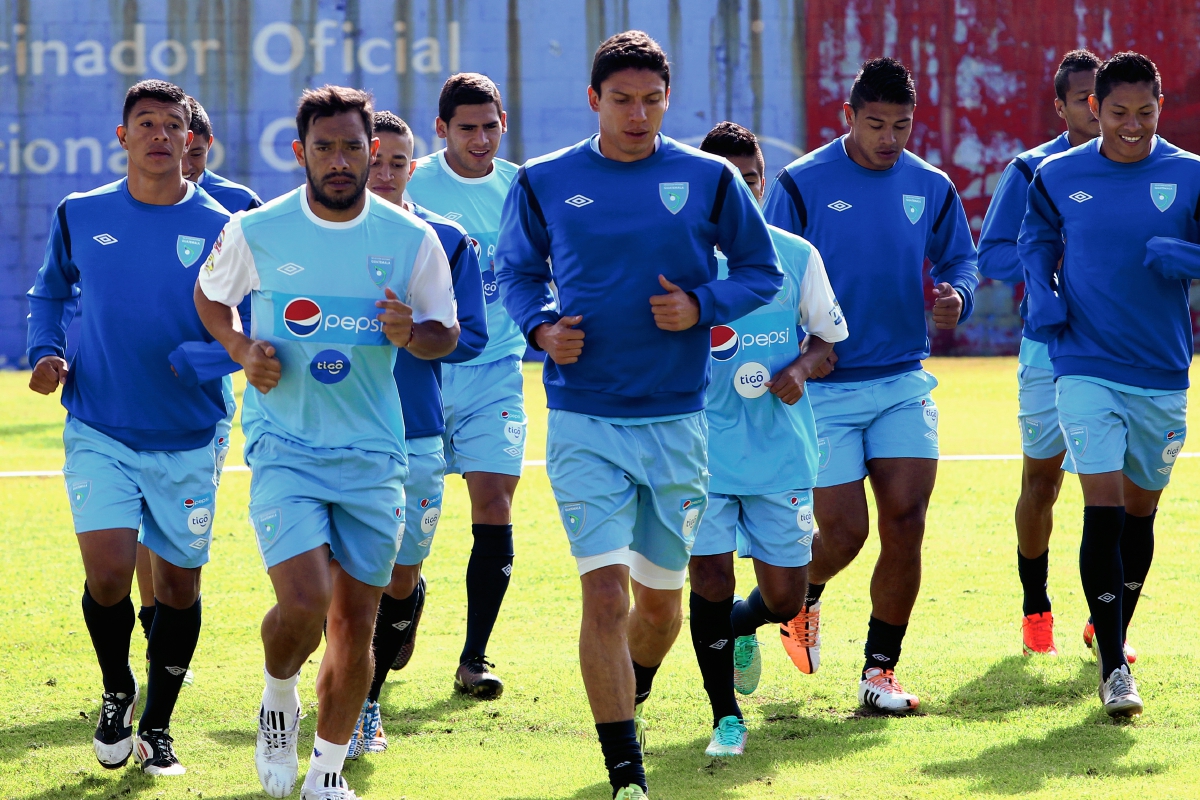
[391,575,427,671]
[136,727,186,775]
[454,656,504,700]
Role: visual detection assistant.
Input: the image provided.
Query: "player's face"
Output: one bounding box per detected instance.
[436,103,505,179]
[1055,69,1100,144]
[182,135,213,182]
[293,111,379,211]
[369,131,415,202]
[725,152,766,202]
[117,99,193,177]
[1090,82,1163,164]
[588,69,670,162]
[843,101,913,170]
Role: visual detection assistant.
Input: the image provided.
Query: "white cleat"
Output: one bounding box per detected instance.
[135,728,187,776]
[93,681,139,769]
[858,667,920,713]
[1100,665,1144,718]
[301,770,359,799]
[256,706,300,798]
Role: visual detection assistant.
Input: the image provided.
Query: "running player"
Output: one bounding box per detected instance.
[978,50,1100,657]
[405,73,522,699]
[26,79,231,775]
[348,110,489,759]
[689,122,847,757]
[195,86,460,799]
[498,32,780,799]
[763,58,978,712]
[1020,52,1198,717]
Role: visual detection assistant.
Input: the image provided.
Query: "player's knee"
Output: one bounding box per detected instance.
[759,586,803,620]
[472,491,513,524]
[386,564,421,599]
[86,575,133,606]
[1021,470,1062,509]
[688,557,735,601]
[582,576,630,626]
[633,592,683,634]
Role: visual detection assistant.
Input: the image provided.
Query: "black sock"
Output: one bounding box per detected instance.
[689,592,741,726]
[81,584,136,696]
[632,660,659,706]
[862,616,908,676]
[1017,548,1052,616]
[1120,510,1155,641]
[140,596,202,732]
[730,587,792,638]
[805,582,826,606]
[1079,505,1126,679]
[138,605,156,641]
[596,719,646,797]
[368,583,423,702]
[461,524,514,663]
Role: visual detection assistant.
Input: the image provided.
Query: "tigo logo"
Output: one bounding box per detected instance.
[309,349,351,384]
[734,362,770,399]
[710,325,740,361]
[283,298,322,337]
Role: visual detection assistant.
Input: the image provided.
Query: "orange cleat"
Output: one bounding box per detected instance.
[1083,618,1137,664]
[1022,612,1058,656]
[780,601,820,674]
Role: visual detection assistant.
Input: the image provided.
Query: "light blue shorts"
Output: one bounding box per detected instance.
[1017,364,1068,460]
[808,370,940,488]
[395,439,446,567]
[692,489,815,568]
[247,433,407,587]
[63,417,219,569]
[1056,377,1187,491]
[442,356,526,477]
[546,410,709,590]
[214,374,236,480]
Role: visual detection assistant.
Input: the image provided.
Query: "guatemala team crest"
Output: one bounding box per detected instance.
[1023,418,1041,444]
[368,255,395,287]
[255,508,282,543]
[659,182,689,214]
[68,479,91,510]
[817,437,831,470]
[1068,426,1088,457]
[1151,183,1177,212]
[902,195,926,224]
[561,502,586,537]
[177,235,205,268]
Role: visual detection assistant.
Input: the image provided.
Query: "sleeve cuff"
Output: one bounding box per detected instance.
[168,346,201,388]
[27,345,64,367]
[523,312,561,351]
[691,285,716,328]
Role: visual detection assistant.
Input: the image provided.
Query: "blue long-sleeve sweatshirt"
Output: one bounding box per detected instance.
[27,179,231,450]
[1019,136,1200,390]
[497,135,782,417]
[763,136,979,382]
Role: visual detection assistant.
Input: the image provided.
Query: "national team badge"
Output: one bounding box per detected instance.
[68,479,91,510]
[902,195,926,225]
[1023,418,1041,443]
[561,502,586,537]
[368,255,395,287]
[659,182,689,215]
[177,235,205,268]
[1068,426,1088,457]
[256,508,282,543]
[1151,183,1177,212]
[817,437,830,470]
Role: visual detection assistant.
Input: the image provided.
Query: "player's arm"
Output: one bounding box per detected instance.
[767,248,849,404]
[926,182,980,329]
[388,225,459,360]
[27,201,81,395]
[168,296,251,387]
[1144,236,1200,280]
[439,233,489,364]
[977,159,1033,284]
[1017,172,1068,336]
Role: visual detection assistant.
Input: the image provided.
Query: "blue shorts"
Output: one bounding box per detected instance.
[692,489,815,568]
[214,374,236,480]
[442,356,526,476]
[247,433,407,587]
[1056,377,1187,491]
[808,370,940,488]
[546,410,709,590]
[63,417,219,569]
[1017,364,1068,460]
[395,439,446,567]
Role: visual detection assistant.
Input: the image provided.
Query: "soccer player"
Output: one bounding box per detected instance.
[689,122,847,757]
[978,50,1100,657]
[348,110,489,758]
[26,79,231,775]
[405,73,523,699]
[763,58,978,712]
[195,86,460,799]
[1020,52,1198,717]
[498,32,781,799]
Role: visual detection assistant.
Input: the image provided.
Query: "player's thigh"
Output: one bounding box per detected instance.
[1121,391,1187,492]
[736,488,816,569]
[862,376,940,464]
[329,451,408,588]
[1055,378,1127,477]
[442,357,526,477]
[248,434,340,575]
[138,442,220,571]
[396,446,447,567]
[807,383,871,489]
[690,492,738,558]
[1017,364,1067,459]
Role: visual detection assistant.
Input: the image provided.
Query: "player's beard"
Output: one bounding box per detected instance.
[306,164,369,211]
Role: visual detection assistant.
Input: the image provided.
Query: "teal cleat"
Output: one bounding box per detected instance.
[705,715,748,757]
[732,634,762,695]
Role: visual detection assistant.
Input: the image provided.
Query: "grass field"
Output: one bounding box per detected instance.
[3,358,1200,800]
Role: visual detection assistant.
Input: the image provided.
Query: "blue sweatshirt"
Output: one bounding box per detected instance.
[27,179,231,450]
[198,169,262,213]
[763,137,979,382]
[497,135,782,417]
[1020,136,1200,390]
[394,202,489,440]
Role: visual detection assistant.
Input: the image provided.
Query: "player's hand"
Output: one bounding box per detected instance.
[377,287,415,348]
[29,355,68,395]
[534,315,585,365]
[807,347,837,379]
[236,340,282,394]
[650,275,700,331]
[932,282,963,330]
[766,361,812,405]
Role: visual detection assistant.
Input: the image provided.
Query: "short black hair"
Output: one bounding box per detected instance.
[296,85,374,144]
[122,79,190,126]
[590,30,670,94]
[1094,51,1162,106]
[700,121,764,177]
[848,58,916,110]
[373,110,411,138]
[186,96,213,140]
[1053,50,1101,100]
[437,73,503,124]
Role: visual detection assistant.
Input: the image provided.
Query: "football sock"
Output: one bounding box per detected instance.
[309,734,349,775]
[368,584,423,702]
[140,596,202,732]
[81,583,136,697]
[138,605,156,641]
[632,660,659,706]
[862,616,907,676]
[689,592,741,726]
[1079,505,1127,679]
[731,587,792,637]
[596,720,646,797]
[1119,510,1156,640]
[262,667,301,730]
[461,523,514,663]
[1017,547,1052,616]
[805,582,826,607]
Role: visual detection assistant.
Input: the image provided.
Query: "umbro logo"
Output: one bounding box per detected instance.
[165,666,187,676]
[1069,191,1093,203]
[565,194,594,208]
[827,200,852,212]
[1098,592,1116,603]
[189,537,208,550]
[501,564,513,576]
[392,620,411,631]
[1124,581,1142,590]
[93,233,118,245]
[872,653,889,661]
[504,446,522,458]
[709,639,728,649]
[277,262,304,275]
[443,212,463,221]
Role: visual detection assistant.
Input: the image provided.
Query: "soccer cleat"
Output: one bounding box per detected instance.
[1022,611,1058,656]
[780,601,821,674]
[1083,618,1137,664]
[633,701,649,753]
[454,656,504,700]
[859,668,920,713]
[135,728,186,776]
[732,634,762,695]
[614,786,648,800]
[347,700,383,760]
[255,705,300,798]
[704,715,748,757]
[300,770,358,800]
[181,668,195,688]
[93,683,139,769]
[391,575,426,671]
[1099,664,1143,718]
[367,713,388,754]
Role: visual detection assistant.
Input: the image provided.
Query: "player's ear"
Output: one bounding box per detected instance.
[1088,94,1100,118]
[500,110,508,134]
[116,125,129,151]
[370,137,381,158]
[842,102,854,129]
[291,139,305,167]
[185,130,194,148]
[434,116,449,140]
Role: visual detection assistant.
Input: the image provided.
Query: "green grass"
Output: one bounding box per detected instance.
[3,358,1200,799]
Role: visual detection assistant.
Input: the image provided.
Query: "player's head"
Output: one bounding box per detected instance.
[843,57,915,170]
[700,121,765,201]
[369,110,415,203]
[117,79,193,177]
[293,85,378,211]
[183,96,214,183]
[435,72,506,179]
[587,30,671,162]
[1090,51,1163,164]
[1053,49,1101,143]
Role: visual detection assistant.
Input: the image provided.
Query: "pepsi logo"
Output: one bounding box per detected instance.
[711,325,740,361]
[789,496,799,506]
[217,437,227,446]
[283,297,322,337]
[501,410,510,419]
[395,507,404,519]
[682,499,694,509]
[183,498,196,509]
[469,236,481,258]
[420,498,431,508]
